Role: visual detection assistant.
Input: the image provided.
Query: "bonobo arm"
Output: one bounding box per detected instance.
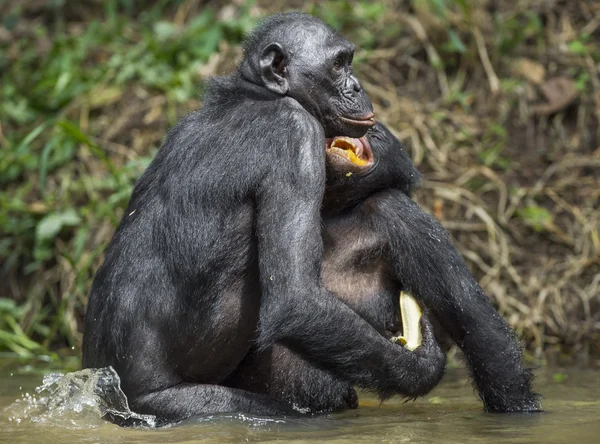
[368,189,540,412]
[254,114,445,400]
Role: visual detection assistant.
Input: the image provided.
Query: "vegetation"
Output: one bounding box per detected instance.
[1,0,599,368]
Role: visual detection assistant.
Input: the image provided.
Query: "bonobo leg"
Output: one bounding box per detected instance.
[117,384,298,427]
[227,343,358,413]
[371,189,540,412]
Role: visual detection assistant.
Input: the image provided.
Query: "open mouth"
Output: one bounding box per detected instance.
[326,136,373,167]
[340,113,376,128]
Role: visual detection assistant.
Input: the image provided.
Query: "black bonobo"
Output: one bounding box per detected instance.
[82,13,445,426]
[228,122,541,414]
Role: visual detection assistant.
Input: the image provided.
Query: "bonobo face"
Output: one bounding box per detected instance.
[240,13,375,138]
[284,25,375,138]
[323,122,422,213]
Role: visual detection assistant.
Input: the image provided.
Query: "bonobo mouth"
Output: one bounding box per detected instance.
[326,136,374,167]
[340,112,376,128]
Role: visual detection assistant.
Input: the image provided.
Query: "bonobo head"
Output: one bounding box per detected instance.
[323,122,422,214]
[240,12,374,138]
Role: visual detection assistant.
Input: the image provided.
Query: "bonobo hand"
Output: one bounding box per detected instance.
[387,317,446,399]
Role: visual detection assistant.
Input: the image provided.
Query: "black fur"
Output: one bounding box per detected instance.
[82,13,445,426]
[229,123,541,414]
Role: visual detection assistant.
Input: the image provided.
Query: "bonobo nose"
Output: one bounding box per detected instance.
[348,75,362,93]
[344,75,363,96]
[350,75,362,93]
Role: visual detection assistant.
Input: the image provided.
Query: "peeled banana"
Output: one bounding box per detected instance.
[390,291,423,351]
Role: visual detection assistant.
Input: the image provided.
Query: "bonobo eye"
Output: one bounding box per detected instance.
[333,56,344,72]
[368,127,385,142]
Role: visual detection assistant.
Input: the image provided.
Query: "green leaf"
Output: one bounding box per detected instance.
[154,21,178,41]
[15,121,53,154]
[553,373,567,383]
[0,298,18,314]
[567,40,587,55]
[430,0,449,19]
[518,205,553,232]
[54,71,71,95]
[39,138,56,196]
[446,30,467,54]
[575,72,590,92]
[57,120,95,146]
[36,209,81,242]
[57,120,122,185]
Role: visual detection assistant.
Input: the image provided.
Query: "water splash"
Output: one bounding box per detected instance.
[5,367,156,428]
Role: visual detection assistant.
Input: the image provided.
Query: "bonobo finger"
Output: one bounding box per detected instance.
[418,316,437,347]
[415,317,446,368]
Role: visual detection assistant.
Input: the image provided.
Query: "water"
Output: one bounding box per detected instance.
[1,363,599,443]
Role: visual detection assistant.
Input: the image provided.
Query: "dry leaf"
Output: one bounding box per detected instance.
[532,76,579,115]
[511,57,546,85]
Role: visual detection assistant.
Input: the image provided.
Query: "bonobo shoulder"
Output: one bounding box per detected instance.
[279,96,325,139]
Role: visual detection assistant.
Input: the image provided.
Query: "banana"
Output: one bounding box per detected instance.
[390,291,423,351]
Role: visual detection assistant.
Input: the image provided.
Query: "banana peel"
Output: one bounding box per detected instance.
[390,291,423,351]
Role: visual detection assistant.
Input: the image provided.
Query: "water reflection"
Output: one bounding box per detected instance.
[1,366,599,444]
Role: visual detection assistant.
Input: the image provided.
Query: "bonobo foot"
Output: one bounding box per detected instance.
[309,380,358,412]
[123,383,300,427]
[484,395,542,413]
[479,370,542,413]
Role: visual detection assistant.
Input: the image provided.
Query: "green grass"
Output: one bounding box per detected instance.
[1,0,599,366]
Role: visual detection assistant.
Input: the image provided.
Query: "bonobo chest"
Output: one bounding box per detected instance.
[321,211,400,335]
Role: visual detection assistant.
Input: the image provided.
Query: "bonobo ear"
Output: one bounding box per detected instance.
[259,43,289,95]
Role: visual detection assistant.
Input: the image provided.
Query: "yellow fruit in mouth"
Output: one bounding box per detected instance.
[344,148,368,166]
[328,137,369,166]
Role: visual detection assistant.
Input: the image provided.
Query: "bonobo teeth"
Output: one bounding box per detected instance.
[328,137,368,166]
[329,147,351,159]
[390,291,423,351]
[331,137,359,154]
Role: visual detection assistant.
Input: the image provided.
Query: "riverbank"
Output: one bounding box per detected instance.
[1,0,598,365]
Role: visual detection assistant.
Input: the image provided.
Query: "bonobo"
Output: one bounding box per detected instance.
[82,13,445,426]
[229,122,541,414]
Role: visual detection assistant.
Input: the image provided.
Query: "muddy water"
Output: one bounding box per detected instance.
[1,364,599,444]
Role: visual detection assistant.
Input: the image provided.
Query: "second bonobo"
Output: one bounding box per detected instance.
[228,122,541,414]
